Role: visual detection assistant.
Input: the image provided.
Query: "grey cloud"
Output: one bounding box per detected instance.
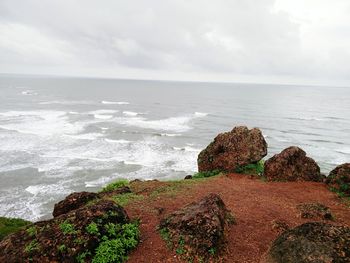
[0,0,349,85]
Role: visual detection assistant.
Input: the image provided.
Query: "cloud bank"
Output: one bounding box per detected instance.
[0,0,349,86]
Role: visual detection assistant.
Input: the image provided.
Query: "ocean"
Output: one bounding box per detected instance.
[0,75,350,221]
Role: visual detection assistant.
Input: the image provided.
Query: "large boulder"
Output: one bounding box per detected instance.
[267,222,350,263]
[0,200,131,262]
[53,191,99,217]
[159,193,234,259]
[197,126,267,172]
[325,163,350,197]
[264,146,322,182]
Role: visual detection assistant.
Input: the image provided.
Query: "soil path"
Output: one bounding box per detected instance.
[125,174,350,263]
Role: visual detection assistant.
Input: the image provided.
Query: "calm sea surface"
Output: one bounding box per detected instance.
[0,75,350,220]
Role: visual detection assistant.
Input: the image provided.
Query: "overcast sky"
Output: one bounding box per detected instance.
[0,0,350,86]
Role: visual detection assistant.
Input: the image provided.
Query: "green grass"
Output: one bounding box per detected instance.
[100,179,129,193]
[159,227,172,248]
[112,193,144,206]
[0,217,31,240]
[192,169,221,179]
[235,160,264,175]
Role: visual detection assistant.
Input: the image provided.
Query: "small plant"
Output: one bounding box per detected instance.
[76,251,91,263]
[26,226,37,237]
[74,237,86,245]
[235,160,264,175]
[208,247,216,255]
[159,227,172,248]
[92,221,140,263]
[192,169,221,179]
[58,244,66,253]
[86,222,99,236]
[0,217,31,240]
[59,220,77,235]
[112,193,144,206]
[24,240,40,254]
[100,179,129,193]
[175,236,185,255]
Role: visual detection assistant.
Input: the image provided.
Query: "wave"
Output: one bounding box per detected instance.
[21,90,37,96]
[101,101,130,105]
[123,111,139,116]
[94,114,113,120]
[39,100,93,105]
[194,112,208,117]
[105,138,131,144]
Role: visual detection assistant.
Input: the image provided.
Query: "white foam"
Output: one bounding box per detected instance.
[0,110,84,136]
[21,90,37,95]
[194,112,208,117]
[101,127,109,130]
[89,109,118,115]
[105,138,131,144]
[64,133,104,140]
[94,114,113,120]
[39,100,93,105]
[160,133,181,137]
[123,111,138,116]
[101,101,130,105]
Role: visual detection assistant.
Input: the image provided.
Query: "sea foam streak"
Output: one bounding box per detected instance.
[101,101,130,105]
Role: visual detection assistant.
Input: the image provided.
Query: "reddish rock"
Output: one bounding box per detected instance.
[264,146,322,182]
[297,203,333,220]
[0,200,129,262]
[198,126,267,172]
[267,222,350,263]
[159,193,234,259]
[53,191,98,217]
[325,163,350,197]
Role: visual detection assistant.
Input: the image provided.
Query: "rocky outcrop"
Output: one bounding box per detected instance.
[264,146,323,182]
[198,126,267,172]
[0,200,130,262]
[159,193,234,259]
[267,222,350,263]
[53,191,98,217]
[297,203,333,220]
[326,163,350,197]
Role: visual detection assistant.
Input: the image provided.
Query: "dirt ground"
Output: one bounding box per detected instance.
[124,174,350,263]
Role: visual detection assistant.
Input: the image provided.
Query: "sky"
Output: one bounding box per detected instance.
[0,0,350,86]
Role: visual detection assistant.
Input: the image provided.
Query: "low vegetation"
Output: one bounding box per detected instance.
[81,220,140,263]
[0,217,31,240]
[112,193,144,206]
[235,160,264,175]
[192,169,221,179]
[100,179,129,193]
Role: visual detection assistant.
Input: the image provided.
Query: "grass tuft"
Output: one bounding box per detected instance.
[100,179,129,193]
[192,169,221,179]
[0,217,31,240]
[235,160,264,175]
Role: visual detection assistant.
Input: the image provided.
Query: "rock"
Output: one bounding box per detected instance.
[198,126,267,172]
[0,200,130,262]
[264,146,322,182]
[184,175,192,180]
[159,193,233,258]
[267,222,350,263]
[297,203,333,220]
[53,191,99,217]
[326,163,350,197]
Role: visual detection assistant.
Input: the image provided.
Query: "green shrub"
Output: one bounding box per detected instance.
[0,217,31,240]
[235,160,264,175]
[100,179,129,193]
[24,240,40,253]
[192,169,221,179]
[86,222,99,236]
[92,222,140,263]
[59,220,77,235]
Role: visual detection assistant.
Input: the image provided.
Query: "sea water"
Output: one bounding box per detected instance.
[0,75,349,220]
